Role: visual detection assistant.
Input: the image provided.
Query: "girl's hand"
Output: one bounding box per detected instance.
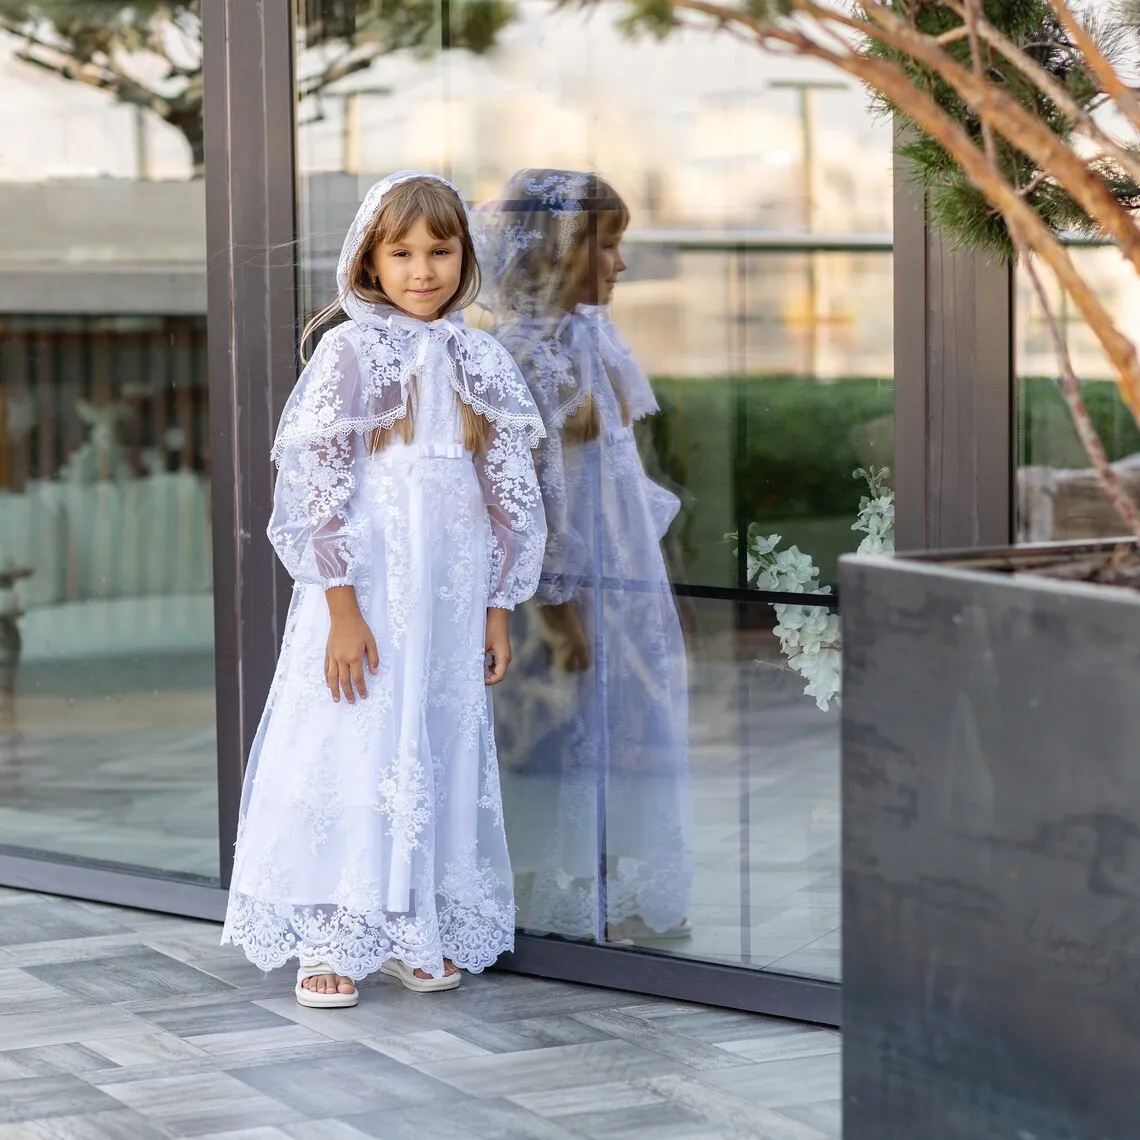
[485,607,512,685]
[324,586,379,704]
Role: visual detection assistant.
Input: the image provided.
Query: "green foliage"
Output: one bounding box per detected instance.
[0,0,515,171]
[0,1,198,60]
[648,371,1140,528]
[867,0,1140,259]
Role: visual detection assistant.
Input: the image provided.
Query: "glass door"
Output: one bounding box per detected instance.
[0,2,218,883]
[292,0,895,1000]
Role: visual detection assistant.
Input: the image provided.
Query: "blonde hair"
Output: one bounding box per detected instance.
[301,177,488,455]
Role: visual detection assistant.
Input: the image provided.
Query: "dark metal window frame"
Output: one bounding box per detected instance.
[0,3,1016,1033]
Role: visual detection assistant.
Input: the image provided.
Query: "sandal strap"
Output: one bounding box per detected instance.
[297,959,342,980]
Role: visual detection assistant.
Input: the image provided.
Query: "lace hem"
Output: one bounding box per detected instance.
[270,405,410,465]
[221,893,514,980]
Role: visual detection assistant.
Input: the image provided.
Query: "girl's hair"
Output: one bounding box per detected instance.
[498,170,632,443]
[300,177,488,454]
[493,169,632,320]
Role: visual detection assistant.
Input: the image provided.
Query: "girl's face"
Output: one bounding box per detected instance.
[370,216,463,321]
[595,223,627,306]
[564,218,627,308]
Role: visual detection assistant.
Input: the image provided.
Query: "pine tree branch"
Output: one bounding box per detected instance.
[1049,0,1140,137]
[961,0,996,168]
[847,1,1140,281]
[940,0,1140,190]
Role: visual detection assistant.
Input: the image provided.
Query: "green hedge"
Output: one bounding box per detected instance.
[648,373,1139,526]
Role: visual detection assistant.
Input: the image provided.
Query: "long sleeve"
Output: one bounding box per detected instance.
[530,429,589,606]
[267,325,404,588]
[475,422,548,609]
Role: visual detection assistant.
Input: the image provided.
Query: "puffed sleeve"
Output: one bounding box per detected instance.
[266,325,404,588]
[475,421,548,609]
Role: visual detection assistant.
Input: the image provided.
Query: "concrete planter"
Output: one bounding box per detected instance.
[841,541,1140,1140]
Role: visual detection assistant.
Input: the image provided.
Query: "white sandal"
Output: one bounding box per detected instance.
[295,959,359,1008]
[380,958,462,993]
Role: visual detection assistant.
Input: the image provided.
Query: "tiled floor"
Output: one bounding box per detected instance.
[0,891,841,1140]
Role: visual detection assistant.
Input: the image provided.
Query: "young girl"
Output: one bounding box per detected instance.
[475,170,693,944]
[221,171,547,1007]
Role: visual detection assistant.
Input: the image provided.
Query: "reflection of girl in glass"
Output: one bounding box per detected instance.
[476,169,693,943]
[222,172,547,1006]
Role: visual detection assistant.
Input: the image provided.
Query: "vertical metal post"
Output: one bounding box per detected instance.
[892,128,1015,551]
[203,0,299,887]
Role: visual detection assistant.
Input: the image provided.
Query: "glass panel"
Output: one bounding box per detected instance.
[1016,244,1138,544]
[293,2,894,982]
[0,5,217,880]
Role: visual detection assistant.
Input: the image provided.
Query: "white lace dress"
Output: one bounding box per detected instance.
[221,314,546,980]
[493,307,694,939]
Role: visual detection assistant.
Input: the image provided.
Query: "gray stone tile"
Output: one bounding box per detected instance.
[81,1031,210,1067]
[81,1039,368,1089]
[361,1029,492,1065]
[19,1108,177,1139]
[0,894,841,1139]
[25,949,234,1006]
[187,1131,291,1140]
[6,935,152,967]
[543,1099,712,1140]
[625,1009,804,1046]
[0,901,129,949]
[569,1010,749,1071]
[696,1053,841,1110]
[715,1027,840,1064]
[278,1123,376,1139]
[0,1075,122,1125]
[173,955,281,996]
[133,1000,297,1040]
[0,1122,57,1139]
[187,1025,335,1058]
[441,974,659,1025]
[229,1049,465,1116]
[508,1082,664,1119]
[340,1098,585,1140]
[94,1072,308,1136]
[779,1098,841,1137]
[450,1014,615,1054]
[0,1003,153,1052]
[0,969,76,1010]
[252,994,477,1042]
[0,1043,111,1080]
[418,1039,694,1099]
[640,1074,831,1139]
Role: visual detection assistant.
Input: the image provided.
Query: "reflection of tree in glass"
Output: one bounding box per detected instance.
[0,0,516,176]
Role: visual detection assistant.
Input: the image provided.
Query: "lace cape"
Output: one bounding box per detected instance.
[494,306,659,432]
[271,308,545,462]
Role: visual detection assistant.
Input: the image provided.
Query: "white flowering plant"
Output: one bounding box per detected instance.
[729,467,894,711]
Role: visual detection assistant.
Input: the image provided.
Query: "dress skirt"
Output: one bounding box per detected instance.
[222,446,514,980]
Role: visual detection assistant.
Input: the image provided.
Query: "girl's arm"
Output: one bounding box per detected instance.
[268,330,374,589]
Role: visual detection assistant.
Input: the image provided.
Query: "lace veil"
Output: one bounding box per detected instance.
[474,169,658,430]
[267,170,546,599]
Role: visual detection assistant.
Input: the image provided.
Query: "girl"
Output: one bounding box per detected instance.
[475,170,693,944]
[221,171,547,1007]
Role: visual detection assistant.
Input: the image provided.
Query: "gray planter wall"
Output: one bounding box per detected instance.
[841,551,1140,1140]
